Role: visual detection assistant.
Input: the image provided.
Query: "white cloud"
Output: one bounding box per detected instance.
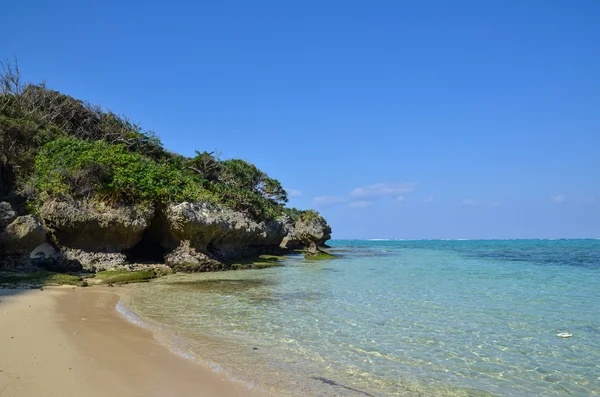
[312,196,348,207]
[488,201,500,207]
[425,195,434,203]
[461,199,477,206]
[550,195,566,204]
[350,201,373,209]
[287,189,302,198]
[396,196,405,203]
[350,183,416,199]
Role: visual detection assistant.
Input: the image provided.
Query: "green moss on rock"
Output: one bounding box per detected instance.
[0,270,84,287]
[227,254,285,270]
[94,270,156,284]
[305,250,337,260]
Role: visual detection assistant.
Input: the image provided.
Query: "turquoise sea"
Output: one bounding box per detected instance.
[120,240,600,396]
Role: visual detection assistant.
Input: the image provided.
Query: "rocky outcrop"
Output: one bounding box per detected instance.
[39,200,154,268]
[164,203,291,251]
[27,243,82,272]
[1,215,47,255]
[0,202,17,231]
[163,240,227,272]
[160,202,293,268]
[1,198,332,272]
[294,215,332,247]
[281,214,332,257]
[53,248,123,272]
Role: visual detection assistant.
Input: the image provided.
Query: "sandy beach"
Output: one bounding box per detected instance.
[0,287,273,397]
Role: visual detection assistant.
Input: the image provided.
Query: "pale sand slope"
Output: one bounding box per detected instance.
[0,287,273,397]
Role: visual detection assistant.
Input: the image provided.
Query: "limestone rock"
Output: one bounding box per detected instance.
[294,215,332,247]
[0,202,17,230]
[1,215,47,254]
[305,242,320,256]
[164,241,227,272]
[40,200,154,252]
[55,247,126,272]
[281,214,332,256]
[163,202,291,259]
[29,242,56,259]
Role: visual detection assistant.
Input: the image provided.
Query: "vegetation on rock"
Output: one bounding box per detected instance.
[94,270,156,284]
[0,270,85,286]
[227,254,285,269]
[34,137,215,205]
[0,59,313,223]
[0,59,332,277]
[305,250,337,260]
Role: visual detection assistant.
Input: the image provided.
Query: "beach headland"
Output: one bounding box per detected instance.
[0,60,334,397]
[0,286,273,397]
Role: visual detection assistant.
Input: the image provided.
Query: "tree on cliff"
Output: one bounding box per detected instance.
[219,159,288,205]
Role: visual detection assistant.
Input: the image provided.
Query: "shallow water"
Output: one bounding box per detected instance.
[121,240,600,396]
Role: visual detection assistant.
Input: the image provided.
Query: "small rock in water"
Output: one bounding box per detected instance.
[556,332,572,338]
[252,347,259,350]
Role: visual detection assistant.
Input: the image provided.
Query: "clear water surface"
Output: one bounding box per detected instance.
[120,240,600,396]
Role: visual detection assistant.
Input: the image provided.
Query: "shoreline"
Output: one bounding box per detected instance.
[0,286,273,397]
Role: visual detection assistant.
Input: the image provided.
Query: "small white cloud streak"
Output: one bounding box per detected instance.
[350,183,416,199]
[550,195,566,204]
[425,195,434,203]
[461,199,499,207]
[287,189,302,198]
[350,201,373,209]
[396,196,405,203]
[312,196,348,207]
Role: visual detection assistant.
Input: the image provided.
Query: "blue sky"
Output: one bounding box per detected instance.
[3,0,599,239]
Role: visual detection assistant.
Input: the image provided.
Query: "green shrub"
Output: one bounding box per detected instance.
[201,159,289,221]
[300,209,321,222]
[211,183,281,221]
[219,159,288,205]
[0,115,64,197]
[33,137,216,204]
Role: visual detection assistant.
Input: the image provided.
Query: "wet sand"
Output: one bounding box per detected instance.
[0,286,273,397]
